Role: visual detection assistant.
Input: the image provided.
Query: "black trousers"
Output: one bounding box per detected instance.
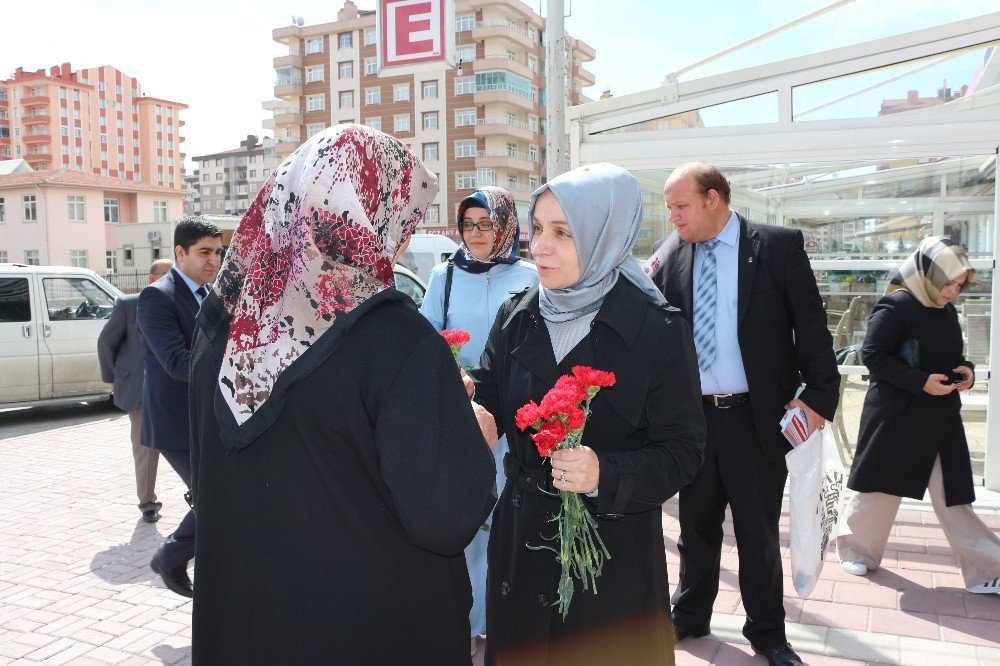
[158,449,196,572]
[671,402,787,650]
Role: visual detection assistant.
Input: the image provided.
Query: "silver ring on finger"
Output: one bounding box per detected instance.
[559,469,566,483]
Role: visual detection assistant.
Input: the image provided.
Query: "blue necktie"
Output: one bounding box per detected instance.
[693,240,720,372]
[195,285,208,302]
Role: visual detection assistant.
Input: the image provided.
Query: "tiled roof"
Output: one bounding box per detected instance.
[0,169,182,194]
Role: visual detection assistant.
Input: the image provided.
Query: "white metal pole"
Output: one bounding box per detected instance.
[545,0,568,179]
[985,146,1000,490]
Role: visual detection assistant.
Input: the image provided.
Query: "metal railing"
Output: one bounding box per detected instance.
[477,149,536,163]
[477,117,531,131]
[475,19,531,40]
[474,84,535,101]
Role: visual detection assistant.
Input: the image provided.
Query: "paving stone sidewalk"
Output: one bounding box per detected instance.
[2,406,999,665]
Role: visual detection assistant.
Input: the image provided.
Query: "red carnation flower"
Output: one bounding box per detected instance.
[441,329,471,346]
[531,419,570,458]
[571,365,616,389]
[515,401,541,431]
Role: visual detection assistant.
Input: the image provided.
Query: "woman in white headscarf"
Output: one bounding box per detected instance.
[468,163,706,665]
[187,125,498,663]
[836,237,1000,594]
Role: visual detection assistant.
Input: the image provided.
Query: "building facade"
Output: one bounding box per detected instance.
[264,0,596,234]
[0,170,184,269]
[190,135,281,216]
[0,63,186,190]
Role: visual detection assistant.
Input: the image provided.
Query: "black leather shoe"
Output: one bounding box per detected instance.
[752,643,803,666]
[142,510,161,523]
[672,622,710,643]
[150,550,193,598]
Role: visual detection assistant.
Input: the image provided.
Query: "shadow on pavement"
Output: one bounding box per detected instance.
[91,519,164,585]
[0,399,122,440]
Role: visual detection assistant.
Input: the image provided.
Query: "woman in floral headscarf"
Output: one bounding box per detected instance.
[836,237,1000,595]
[188,125,499,663]
[420,186,538,654]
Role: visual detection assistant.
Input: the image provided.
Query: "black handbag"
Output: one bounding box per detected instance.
[894,338,919,368]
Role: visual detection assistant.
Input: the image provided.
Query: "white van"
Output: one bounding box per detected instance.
[397,234,459,282]
[0,264,122,406]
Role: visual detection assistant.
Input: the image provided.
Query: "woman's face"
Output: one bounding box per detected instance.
[530,190,580,290]
[461,207,495,261]
[936,274,967,306]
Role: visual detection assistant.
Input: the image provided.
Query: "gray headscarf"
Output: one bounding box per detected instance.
[530,162,667,323]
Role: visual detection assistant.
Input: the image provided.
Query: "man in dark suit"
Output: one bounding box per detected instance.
[98,259,174,523]
[652,163,839,666]
[137,217,223,598]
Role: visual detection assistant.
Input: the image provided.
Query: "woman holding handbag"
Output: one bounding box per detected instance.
[420,186,538,655]
[836,236,1000,594]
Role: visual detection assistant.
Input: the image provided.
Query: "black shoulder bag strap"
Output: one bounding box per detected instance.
[441,262,455,330]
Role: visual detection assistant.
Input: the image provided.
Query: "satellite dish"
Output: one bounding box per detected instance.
[296,17,305,26]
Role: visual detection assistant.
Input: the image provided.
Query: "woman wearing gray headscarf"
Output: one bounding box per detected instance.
[468,163,706,664]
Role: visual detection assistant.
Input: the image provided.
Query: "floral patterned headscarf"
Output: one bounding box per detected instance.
[451,186,521,274]
[213,124,438,425]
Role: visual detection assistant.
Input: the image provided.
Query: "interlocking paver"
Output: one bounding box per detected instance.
[2,404,998,666]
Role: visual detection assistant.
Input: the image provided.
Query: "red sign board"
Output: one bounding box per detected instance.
[379,0,448,68]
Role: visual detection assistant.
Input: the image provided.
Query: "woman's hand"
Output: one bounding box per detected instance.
[952,365,974,392]
[551,446,600,494]
[472,402,498,451]
[923,374,957,396]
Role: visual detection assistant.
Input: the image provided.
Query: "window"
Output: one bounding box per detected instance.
[74,128,82,139]
[455,108,476,126]
[23,195,37,222]
[215,173,223,181]
[249,169,257,178]
[425,205,440,224]
[24,250,39,266]
[0,197,4,223]
[365,87,381,105]
[528,145,538,162]
[0,251,7,264]
[456,45,475,62]
[456,172,476,189]
[457,14,474,31]
[422,143,438,161]
[422,80,438,99]
[339,91,354,109]
[100,133,108,145]
[528,115,538,132]
[306,65,324,83]
[215,186,223,195]
[216,200,223,210]
[69,250,88,268]
[422,111,438,130]
[366,117,382,131]
[455,140,476,158]
[104,198,119,223]
[105,250,116,272]
[476,168,496,186]
[306,94,326,112]
[306,37,323,54]
[202,173,210,181]
[455,76,475,95]
[393,114,410,133]
[393,84,409,102]
[339,62,353,79]
[153,200,167,222]
[338,32,352,49]
[307,123,325,138]
[42,277,118,320]
[365,57,377,75]
[529,176,538,189]
[67,195,85,221]
[73,89,80,101]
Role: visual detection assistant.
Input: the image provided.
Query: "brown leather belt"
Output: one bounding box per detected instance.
[702,392,750,409]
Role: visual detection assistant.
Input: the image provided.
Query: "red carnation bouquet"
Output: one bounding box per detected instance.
[515,365,616,619]
[441,329,471,365]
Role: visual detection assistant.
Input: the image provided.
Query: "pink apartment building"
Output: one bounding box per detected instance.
[0,63,187,189]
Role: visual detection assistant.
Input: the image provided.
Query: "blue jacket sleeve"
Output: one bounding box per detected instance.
[97,298,126,382]
[136,287,191,382]
[418,263,447,332]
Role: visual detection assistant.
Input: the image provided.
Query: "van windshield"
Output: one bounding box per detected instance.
[397,251,436,281]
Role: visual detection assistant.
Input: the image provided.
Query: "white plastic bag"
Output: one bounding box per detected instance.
[785,426,845,599]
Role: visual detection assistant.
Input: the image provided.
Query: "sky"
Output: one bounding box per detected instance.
[2,0,998,170]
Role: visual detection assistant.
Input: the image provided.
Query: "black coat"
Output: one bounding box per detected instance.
[848,290,975,505]
[469,278,706,665]
[189,290,497,664]
[653,216,840,462]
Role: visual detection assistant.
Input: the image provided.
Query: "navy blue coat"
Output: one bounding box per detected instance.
[136,268,199,452]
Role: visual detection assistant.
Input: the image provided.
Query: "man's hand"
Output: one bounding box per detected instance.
[472,402,498,451]
[952,365,974,392]
[551,446,600,494]
[461,369,474,398]
[923,374,957,396]
[786,398,825,438]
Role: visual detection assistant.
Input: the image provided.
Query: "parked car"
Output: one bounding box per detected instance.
[393,264,427,308]
[397,233,459,283]
[0,264,122,407]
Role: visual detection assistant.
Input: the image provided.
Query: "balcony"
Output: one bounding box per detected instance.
[273,52,303,69]
[471,19,535,50]
[272,108,303,127]
[23,132,50,144]
[474,117,535,142]
[21,113,49,122]
[473,54,535,81]
[19,95,49,107]
[274,82,303,98]
[577,66,597,88]
[476,149,536,172]
[473,85,536,112]
[23,152,52,163]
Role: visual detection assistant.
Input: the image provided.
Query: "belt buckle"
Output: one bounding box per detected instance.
[714,393,733,409]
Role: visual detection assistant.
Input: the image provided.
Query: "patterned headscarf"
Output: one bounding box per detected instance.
[213,124,438,424]
[451,186,521,274]
[886,236,975,309]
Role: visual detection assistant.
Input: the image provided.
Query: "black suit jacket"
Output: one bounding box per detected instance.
[136,267,199,451]
[652,214,839,462]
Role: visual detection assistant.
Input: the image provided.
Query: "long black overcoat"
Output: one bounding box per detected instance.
[189,290,497,664]
[849,289,976,505]
[469,278,706,665]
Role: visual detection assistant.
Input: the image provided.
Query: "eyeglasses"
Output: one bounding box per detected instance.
[460,221,497,233]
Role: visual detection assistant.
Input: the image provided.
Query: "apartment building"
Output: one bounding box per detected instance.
[191,135,281,215]
[264,0,596,234]
[0,62,186,189]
